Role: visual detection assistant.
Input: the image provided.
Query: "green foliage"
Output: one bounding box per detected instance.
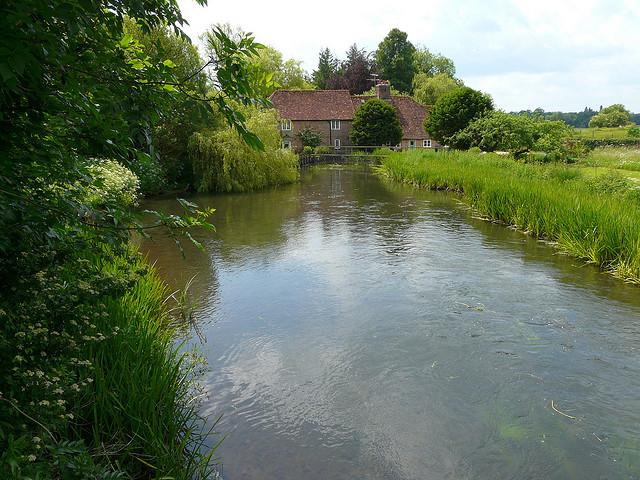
[451,112,574,159]
[315,146,332,154]
[302,146,314,155]
[0,0,272,477]
[627,126,640,138]
[375,28,416,94]
[589,104,631,128]
[86,159,141,208]
[450,111,536,153]
[312,48,339,89]
[413,73,463,106]
[190,107,299,192]
[380,150,640,282]
[413,47,456,77]
[350,99,403,146]
[424,87,494,144]
[297,127,322,149]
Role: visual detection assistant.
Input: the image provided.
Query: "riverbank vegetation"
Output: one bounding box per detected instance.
[0,0,275,476]
[379,150,640,283]
[190,107,299,193]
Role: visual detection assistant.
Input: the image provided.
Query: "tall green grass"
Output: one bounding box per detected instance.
[85,255,215,478]
[379,150,640,283]
[578,147,640,172]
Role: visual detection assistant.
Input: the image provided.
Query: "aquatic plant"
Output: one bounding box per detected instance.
[379,150,640,282]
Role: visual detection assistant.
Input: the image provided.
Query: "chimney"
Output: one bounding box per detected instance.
[375,81,391,101]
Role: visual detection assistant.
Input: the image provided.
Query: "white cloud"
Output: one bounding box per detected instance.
[177,0,640,111]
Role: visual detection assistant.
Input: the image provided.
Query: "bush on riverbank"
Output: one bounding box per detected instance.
[1,164,213,478]
[379,150,640,282]
[190,107,299,193]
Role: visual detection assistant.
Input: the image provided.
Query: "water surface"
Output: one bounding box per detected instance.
[142,166,640,480]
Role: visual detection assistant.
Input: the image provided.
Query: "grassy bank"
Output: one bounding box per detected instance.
[0,248,213,478]
[378,150,640,283]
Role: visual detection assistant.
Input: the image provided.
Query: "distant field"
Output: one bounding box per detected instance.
[573,126,636,140]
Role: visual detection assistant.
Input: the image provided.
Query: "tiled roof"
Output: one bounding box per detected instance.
[271,90,429,139]
[270,90,355,121]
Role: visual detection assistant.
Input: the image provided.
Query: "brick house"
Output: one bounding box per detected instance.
[270,82,439,151]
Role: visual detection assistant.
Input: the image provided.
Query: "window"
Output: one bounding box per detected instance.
[334,138,341,149]
[282,140,292,149]
[409,140,416,149]
[423,139,432,148]
[281,119,292,131]
[331,120,341,130]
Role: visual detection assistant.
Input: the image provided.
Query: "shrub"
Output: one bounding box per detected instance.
[296,127,322,149]
[86,159,140,208]
[130,151,168,196]
[302,146,314,155]
[189,107,299,193]
[628,126,640,139]
[315,146,331,154]
[350,99,402,146]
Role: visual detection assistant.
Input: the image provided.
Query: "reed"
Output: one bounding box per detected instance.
[84,255,216,478]
[379,150,640,283]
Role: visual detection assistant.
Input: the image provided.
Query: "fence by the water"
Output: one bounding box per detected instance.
[298,145,397,167]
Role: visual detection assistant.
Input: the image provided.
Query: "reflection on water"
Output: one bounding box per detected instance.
[141,166,640,480]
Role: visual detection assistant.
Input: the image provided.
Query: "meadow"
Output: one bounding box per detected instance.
[573,126,638,140]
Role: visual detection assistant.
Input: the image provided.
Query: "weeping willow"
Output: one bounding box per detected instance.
[189,108,299,193]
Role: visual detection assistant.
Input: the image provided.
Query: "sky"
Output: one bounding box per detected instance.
[177,0,640,112]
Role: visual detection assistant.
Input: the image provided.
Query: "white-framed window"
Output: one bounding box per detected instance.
[423,139,432,148]
[331,120,341,130]
[334,138,341,149]
[281,119,292,131]
[409,140,416,149]
[282,139,292,149]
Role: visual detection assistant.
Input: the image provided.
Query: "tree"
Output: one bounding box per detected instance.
[413,46,456,77]
[340,44,375,94]
[413,73,463,106]
[589,104,631,127]
[375,28,416,94]
[350,99,402,146]
[312,47,339,89]
[297,127,322,148]
[425,87,494,143]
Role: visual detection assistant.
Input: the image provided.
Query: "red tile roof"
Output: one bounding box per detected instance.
[270,90,355,121]
[272,90,429,140]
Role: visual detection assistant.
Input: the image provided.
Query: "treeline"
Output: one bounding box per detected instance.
[513,107,640,128]
[308,28,460,105]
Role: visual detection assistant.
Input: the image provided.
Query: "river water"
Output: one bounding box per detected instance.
[142,166,640,480]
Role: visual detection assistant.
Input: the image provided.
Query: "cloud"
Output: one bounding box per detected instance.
[177,0,640,111]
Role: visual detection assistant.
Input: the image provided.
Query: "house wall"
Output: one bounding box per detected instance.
[281,120,353,151]
[400,138,441,150]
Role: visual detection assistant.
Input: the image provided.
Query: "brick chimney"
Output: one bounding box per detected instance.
[375,81,391,101]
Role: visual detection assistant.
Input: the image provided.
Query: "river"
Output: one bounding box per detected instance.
[142,165,640,480]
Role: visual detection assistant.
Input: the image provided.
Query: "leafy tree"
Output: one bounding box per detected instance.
[413,46,456,77]
[297,127,323,148]
[350,99,402,146]
[333,44,375,94]
[425,87,494,143]
[126,20,217,189]
[190,107,298,192]
[312,47,339,89]
[375,28,416,93]
[589,104,631,127]
[413,73,463,106]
